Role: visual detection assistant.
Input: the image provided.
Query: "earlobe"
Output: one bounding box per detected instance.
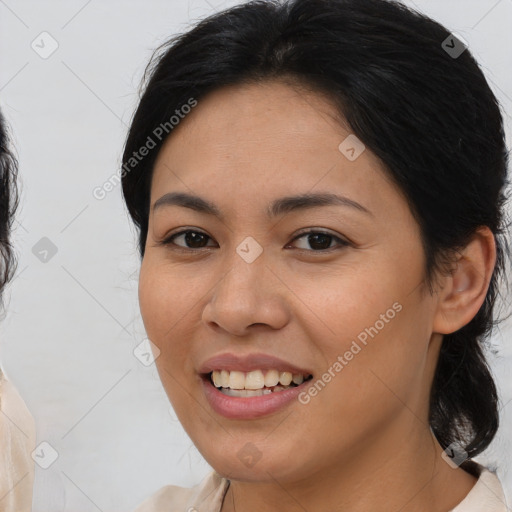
[432,227,496,335]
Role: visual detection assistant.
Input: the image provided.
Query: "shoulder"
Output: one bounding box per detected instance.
[134,470,229,512]
[451,461,508,512]
[0,369,35,439]
[0,367,36,512]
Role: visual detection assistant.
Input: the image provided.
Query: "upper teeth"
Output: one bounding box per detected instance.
[211,369,308,389]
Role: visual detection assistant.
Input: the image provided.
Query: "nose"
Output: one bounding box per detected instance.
[201,250,290,336]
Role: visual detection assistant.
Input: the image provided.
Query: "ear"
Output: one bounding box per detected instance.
[432,227,496,335]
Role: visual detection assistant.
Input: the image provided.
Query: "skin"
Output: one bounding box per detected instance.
[138,79,496,512]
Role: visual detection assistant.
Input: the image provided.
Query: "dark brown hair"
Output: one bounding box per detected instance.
[121,0,510,460]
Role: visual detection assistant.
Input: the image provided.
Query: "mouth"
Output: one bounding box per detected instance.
[204,369,313,397]
[198,353,315,418]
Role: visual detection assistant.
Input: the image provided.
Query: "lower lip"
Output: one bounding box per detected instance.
[201,376,311,419]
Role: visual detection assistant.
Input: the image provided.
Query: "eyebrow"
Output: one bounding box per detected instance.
[152,191,373,219]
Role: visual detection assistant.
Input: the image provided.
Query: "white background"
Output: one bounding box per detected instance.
[0,0,511,510]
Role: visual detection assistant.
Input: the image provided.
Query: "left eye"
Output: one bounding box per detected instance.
[162,229,349,252]
[287,230,349,251]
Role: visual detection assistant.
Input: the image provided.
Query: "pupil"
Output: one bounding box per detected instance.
[309,233,331,250]
[186,231,207,248]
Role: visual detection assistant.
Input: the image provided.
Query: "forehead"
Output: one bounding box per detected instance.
[150,80,399,218]
[158,79,346,156]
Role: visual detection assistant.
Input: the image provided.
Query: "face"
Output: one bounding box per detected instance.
[139,80,441,483]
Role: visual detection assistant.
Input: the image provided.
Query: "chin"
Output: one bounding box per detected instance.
[197,440,312,483]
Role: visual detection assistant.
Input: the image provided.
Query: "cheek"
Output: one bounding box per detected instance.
[321,291,432,428]
[138,260,198,408]
[138,260,190,362]
[294,254,431,408]
[138,261,164,340]
[139,259,193,333]
[288,259,404,344]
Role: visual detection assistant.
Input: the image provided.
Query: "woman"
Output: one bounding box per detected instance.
[122,0,510,510]
[0,111,36,511]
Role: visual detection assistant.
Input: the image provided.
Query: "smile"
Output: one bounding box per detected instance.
[198,352,315,418]
[210,369,313,397]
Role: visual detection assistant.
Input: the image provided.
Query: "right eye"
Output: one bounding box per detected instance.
[160,229,218,250]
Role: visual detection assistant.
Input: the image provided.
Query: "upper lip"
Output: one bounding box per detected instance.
[198,352,313,376]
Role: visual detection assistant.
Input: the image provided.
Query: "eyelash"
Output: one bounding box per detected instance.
[158,228,351,254]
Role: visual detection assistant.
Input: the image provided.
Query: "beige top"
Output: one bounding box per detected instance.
[0,367,36,512]
[134,461,509,512]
